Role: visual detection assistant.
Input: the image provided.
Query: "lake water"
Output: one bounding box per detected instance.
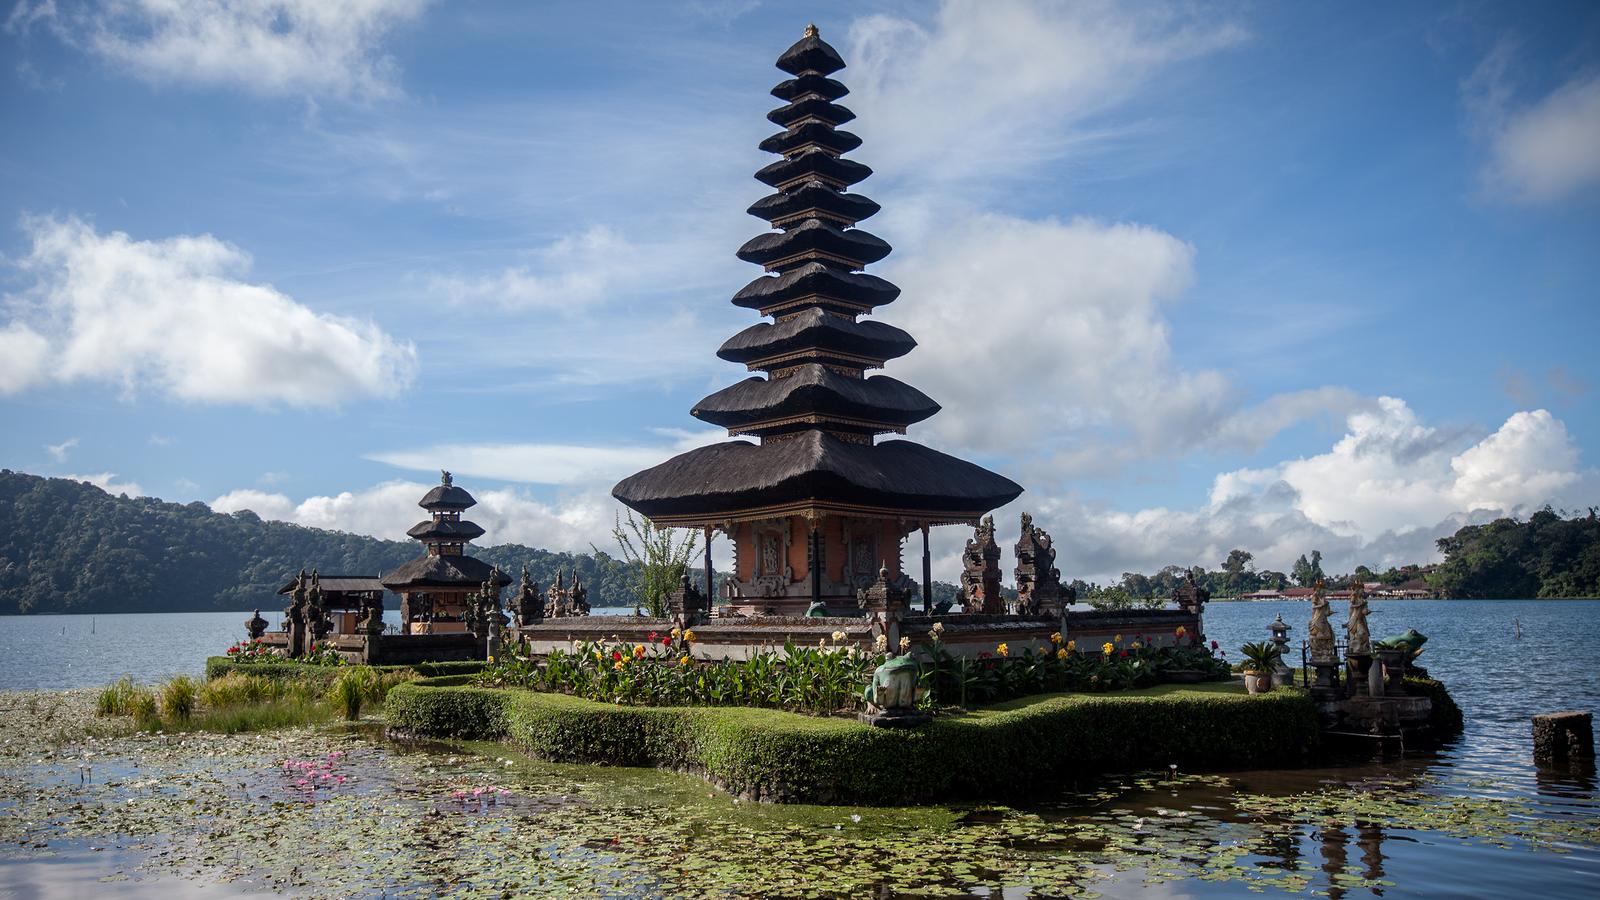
[1,599,1596,898]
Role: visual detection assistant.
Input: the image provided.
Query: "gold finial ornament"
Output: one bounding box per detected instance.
[804,23,819,38]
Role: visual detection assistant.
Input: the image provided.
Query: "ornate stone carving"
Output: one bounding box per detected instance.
[667,573,707,623]
[1013,512,1064,616]
[1173,570,1209,616]
[514,566,544,626]
[960,516,1003,614]
[857,563,911,616]
[569,567,590,615]
[245,608,268,640]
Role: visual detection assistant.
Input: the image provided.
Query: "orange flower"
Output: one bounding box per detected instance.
[632,644,646,659]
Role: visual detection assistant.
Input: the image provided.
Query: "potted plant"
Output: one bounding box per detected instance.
[1239,641,1282,695]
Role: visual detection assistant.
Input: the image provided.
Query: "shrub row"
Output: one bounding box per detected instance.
[205,656,485,683]
[385,679,1321,805]
[1403,675,1465,734]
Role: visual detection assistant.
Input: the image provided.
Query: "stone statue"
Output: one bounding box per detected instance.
[286,569,309,657]
[357,591,384,636]
[1308,580,1336,663]
[1173,570,1209,617]
[245,608,268,640]
[547,570,567,618]
[667,572,706,623]
[856,563,910,616]
[960,516,1003,614]
[441,469,453,486]
[859,655,927,727]
[515,566,543,626]
[1375,628,1427,660]
[306,570,331,642]
[1345,581,1372,657]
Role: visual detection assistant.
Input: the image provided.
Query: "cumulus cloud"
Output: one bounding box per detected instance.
[365,429,726,485]
[1008,401,1597,584]
[31,0,430,100]
[3,216,417,407]
[1464,44,1600,204]
[211,480,621,554]
[63,471,144,498]
[887,214,1347,469]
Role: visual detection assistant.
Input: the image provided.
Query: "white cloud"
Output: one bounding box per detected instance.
[845,0,1248,192]
[4,216,417,407]
[45,437,78,462]
[61,0,430,100]
[1013,401,1596,584]
[429,227,631,312]
[0,322,50,395]
[1464,43,1600,204]
[366,429,726,485]
[63,471,144,498]
[211,480,622,554]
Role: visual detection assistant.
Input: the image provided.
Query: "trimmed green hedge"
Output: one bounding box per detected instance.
[385,679,1320,805]
[1404,675,1464,734]
[205,657,486,683]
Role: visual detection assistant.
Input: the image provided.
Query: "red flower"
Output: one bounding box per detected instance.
[1120,650,1129,658]
[611,649,623,662]
[648,631,659,642]
[661,636,672,647]
[978,651,992,659]
[1210,640,1219,650]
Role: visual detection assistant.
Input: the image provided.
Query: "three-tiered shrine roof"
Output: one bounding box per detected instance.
[382,471,511,592]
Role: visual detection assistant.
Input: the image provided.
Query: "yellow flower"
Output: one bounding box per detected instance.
[1131,641,1142,650]
[1175,626,1187,638]
[633,644,646,659]
[996,642,1010,657]
[1102,642,1114,655]
[873,634,888,652]
[1114,634,1123,644]
[1049,631,1063,645]
[613,660,624,670]
[670,626,681,638]
[679,655,691,666]
[1056,648,1068,660]
[487,655,495,664]
[831,630,846,643]
[931,621,945,635]
[683,630,696,643]
[898,636,912,653]
[594,649,604,662]
[1066,640,1076,652]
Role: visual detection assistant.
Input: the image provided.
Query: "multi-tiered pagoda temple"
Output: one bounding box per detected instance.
[382,471,511,632]
[614,25,1022,615]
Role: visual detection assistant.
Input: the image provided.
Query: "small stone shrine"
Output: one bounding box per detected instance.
[381,471,511,634]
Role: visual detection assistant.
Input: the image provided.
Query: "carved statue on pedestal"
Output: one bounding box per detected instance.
[1308,580,1335,663]
[514,566,543,626]
[569,567,590,616]
[1173,570,1210,617]
[1345,580,1372,657]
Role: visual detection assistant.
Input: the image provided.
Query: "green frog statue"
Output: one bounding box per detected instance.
[1374,628,1428,660]
[859,653,928,728]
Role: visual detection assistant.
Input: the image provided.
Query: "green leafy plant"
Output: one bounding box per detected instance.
[1238,641,1282,674]
[160,675,198,722]
[598,511,701,617]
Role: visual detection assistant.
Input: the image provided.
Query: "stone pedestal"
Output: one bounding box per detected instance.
[1309,659,1341,700]
[1377,648,1407,695]
[1345,654,1373,698]
[1533,711,1595,765]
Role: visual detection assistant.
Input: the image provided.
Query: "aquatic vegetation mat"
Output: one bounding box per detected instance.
[2,689,1597,898]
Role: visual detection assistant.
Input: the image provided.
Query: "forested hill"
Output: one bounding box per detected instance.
[1429,508,1600,599]
[0,470,641,614]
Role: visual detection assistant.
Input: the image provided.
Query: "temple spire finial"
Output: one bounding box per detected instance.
[804,23,818,38]
[441,469,453,486]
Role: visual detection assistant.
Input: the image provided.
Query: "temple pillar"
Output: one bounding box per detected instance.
[703,525,715,600]
[921,522,932,612]
[808,517,823,606]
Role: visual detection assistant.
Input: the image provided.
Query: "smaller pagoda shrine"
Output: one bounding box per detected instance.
[381,471,511,635]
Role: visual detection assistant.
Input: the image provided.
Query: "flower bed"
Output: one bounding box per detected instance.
[385,677,1320,805]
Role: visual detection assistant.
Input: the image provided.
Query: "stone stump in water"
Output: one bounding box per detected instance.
[1532,711,1594,765]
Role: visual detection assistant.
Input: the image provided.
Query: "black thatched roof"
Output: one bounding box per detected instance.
[275,576,385,595]
[755,148,871,189]
[381,554,511,591]
[692,365,938,432]
[419,482,476,511]
[747,181,879,226]
[613,431,1022,521]
[776,27,846,76]
[758,122,862,156]
[771,73,848,102]
[737,219,890,270]
[717,309,914,367]
[732,262,899,313]
[767,96,854,127]
[405,518,486,542]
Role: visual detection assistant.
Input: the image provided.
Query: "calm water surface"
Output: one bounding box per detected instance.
[0,599,1596,898]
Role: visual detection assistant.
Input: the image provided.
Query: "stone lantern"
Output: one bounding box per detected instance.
[1268,614,1293,687]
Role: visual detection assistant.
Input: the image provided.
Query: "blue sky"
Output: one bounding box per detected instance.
[2,0,1597,582]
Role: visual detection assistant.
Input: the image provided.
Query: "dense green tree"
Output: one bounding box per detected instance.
[1428,507,1599,598]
